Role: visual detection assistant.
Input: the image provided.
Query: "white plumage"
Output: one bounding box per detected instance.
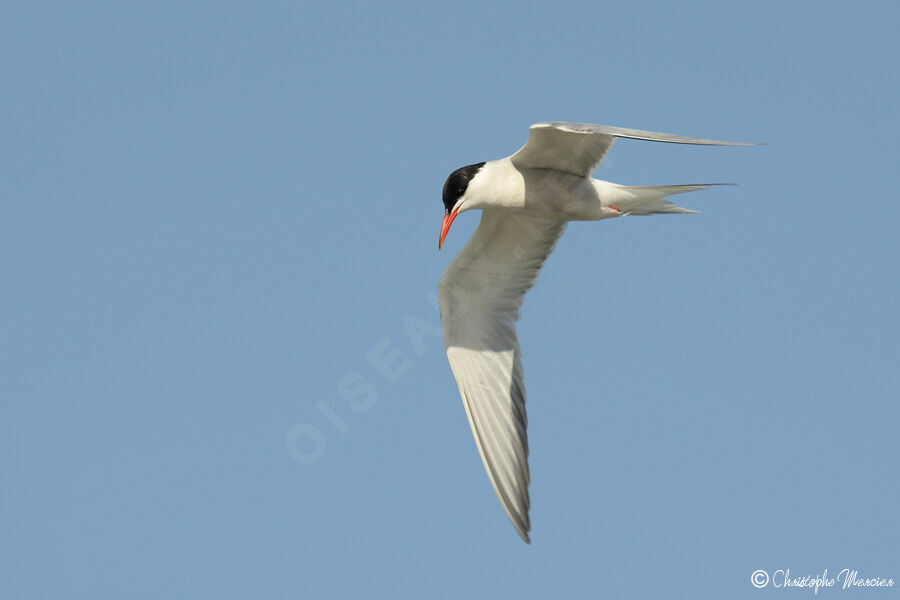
[438,122,754,542]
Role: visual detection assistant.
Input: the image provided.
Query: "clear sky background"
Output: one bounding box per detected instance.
[2,2,898,598]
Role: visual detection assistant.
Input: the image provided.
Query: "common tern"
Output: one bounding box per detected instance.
[438,121,755,542]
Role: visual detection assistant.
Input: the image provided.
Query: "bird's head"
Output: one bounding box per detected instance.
[440,162,485,249]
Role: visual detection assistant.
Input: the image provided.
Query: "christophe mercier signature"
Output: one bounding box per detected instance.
[770,568,894,592]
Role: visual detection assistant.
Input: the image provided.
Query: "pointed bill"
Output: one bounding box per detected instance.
[439,206,460,249]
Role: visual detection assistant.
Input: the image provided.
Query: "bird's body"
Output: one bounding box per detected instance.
[438,122,754,543]
[451,159,627,219]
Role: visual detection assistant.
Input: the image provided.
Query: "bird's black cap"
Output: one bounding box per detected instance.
[442,162,485,214]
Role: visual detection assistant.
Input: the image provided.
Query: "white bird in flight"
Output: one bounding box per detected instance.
[437,121,755,543]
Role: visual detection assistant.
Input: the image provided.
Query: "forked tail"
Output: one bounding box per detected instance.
[612,183,735,215]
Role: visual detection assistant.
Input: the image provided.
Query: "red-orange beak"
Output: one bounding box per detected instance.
[439,206,459,250]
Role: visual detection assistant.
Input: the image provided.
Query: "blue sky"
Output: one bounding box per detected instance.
[2,1,898,598]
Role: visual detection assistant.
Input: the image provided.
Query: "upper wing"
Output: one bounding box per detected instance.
[510,121,756,177]
[439,209,567,543]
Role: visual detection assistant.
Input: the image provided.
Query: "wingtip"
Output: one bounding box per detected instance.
[509,511,531,543]
[529,121,763,146]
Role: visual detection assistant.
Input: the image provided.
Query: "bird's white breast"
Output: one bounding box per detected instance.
[463,159,528,211]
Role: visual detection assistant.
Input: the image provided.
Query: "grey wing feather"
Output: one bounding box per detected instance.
[439,210,566,543]
[510,121,758,177]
